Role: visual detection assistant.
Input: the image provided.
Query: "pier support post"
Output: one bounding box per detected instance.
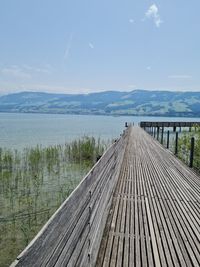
[161,127,164,144]
[153,127,156,138]
[157,127,160,140]
[167,130,170,149]
[189,137,195,168]
[175,132,178,155]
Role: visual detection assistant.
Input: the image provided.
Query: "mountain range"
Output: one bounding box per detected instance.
[0,90,199,117]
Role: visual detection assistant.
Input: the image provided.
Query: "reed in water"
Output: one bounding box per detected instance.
[0,136,109,267]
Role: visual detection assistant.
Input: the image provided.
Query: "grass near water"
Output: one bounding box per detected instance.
[0,136,108,267]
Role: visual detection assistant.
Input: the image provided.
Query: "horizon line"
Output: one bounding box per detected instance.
[1,88,200,97]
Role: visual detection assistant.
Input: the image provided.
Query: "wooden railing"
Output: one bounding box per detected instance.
[11,127,130,267]
[144,123,200,171]
[140,121,200,128]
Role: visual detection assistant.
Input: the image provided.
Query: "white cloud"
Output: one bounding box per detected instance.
[146,66,152,70]
[168,75,192,79]
[89,43,94,49]
[145,4,163,27]
[129,19,134,24]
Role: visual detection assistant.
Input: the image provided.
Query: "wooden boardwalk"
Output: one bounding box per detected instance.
[96,126,200,267]
[12,126,200,267]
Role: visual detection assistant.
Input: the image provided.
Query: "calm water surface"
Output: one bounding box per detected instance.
[0,113,200,149]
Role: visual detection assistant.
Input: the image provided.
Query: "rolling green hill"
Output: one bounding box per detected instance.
[0,90,199,117]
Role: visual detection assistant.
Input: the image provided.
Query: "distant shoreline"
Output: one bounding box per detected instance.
[0,110,200,118]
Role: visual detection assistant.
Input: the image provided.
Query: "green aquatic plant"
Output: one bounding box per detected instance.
[67,136,106,164]
[0,136,107,267]
[178,125,200,170]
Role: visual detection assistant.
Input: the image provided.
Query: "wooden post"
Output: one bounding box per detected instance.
[175,132,178,155]
[167,130,170,149]
[189,137,195,168]
[125,122,128,127]
[157,127,159,140]
[161,127,164,144]
[173,126,176,132]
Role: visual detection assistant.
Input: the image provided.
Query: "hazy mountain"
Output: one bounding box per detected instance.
[0,90,199,117]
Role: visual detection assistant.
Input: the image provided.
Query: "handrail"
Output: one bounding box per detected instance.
[140,121,200,128]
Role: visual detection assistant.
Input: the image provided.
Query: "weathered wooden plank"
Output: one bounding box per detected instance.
[138,165,148,267]
[145,197,161,267]
[116,236,124,267]
[123,198,130,266]
[110,236,119,266]
[135,158,141,267]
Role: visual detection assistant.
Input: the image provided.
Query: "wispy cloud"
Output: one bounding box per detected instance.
[128,84,136,89]
[23,64,52,74]
[168,75,192,79]
[1,64,52,81]
[129,19,134,24]
[64,33,73,60]
[146,66,152,71]
[1,65,31,79]
[145,4,163,27]
[0,82,69,94]
[0,82,103,95]
[89,42,94,49]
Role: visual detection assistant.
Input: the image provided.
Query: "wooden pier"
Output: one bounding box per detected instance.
[12,126,200,267]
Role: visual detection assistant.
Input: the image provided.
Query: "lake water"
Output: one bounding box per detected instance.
[0,112,200,149]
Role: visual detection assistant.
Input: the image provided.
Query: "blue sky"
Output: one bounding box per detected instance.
[0,0,199,94]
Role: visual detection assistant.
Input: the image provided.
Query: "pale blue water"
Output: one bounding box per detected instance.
[0,113,200,149]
